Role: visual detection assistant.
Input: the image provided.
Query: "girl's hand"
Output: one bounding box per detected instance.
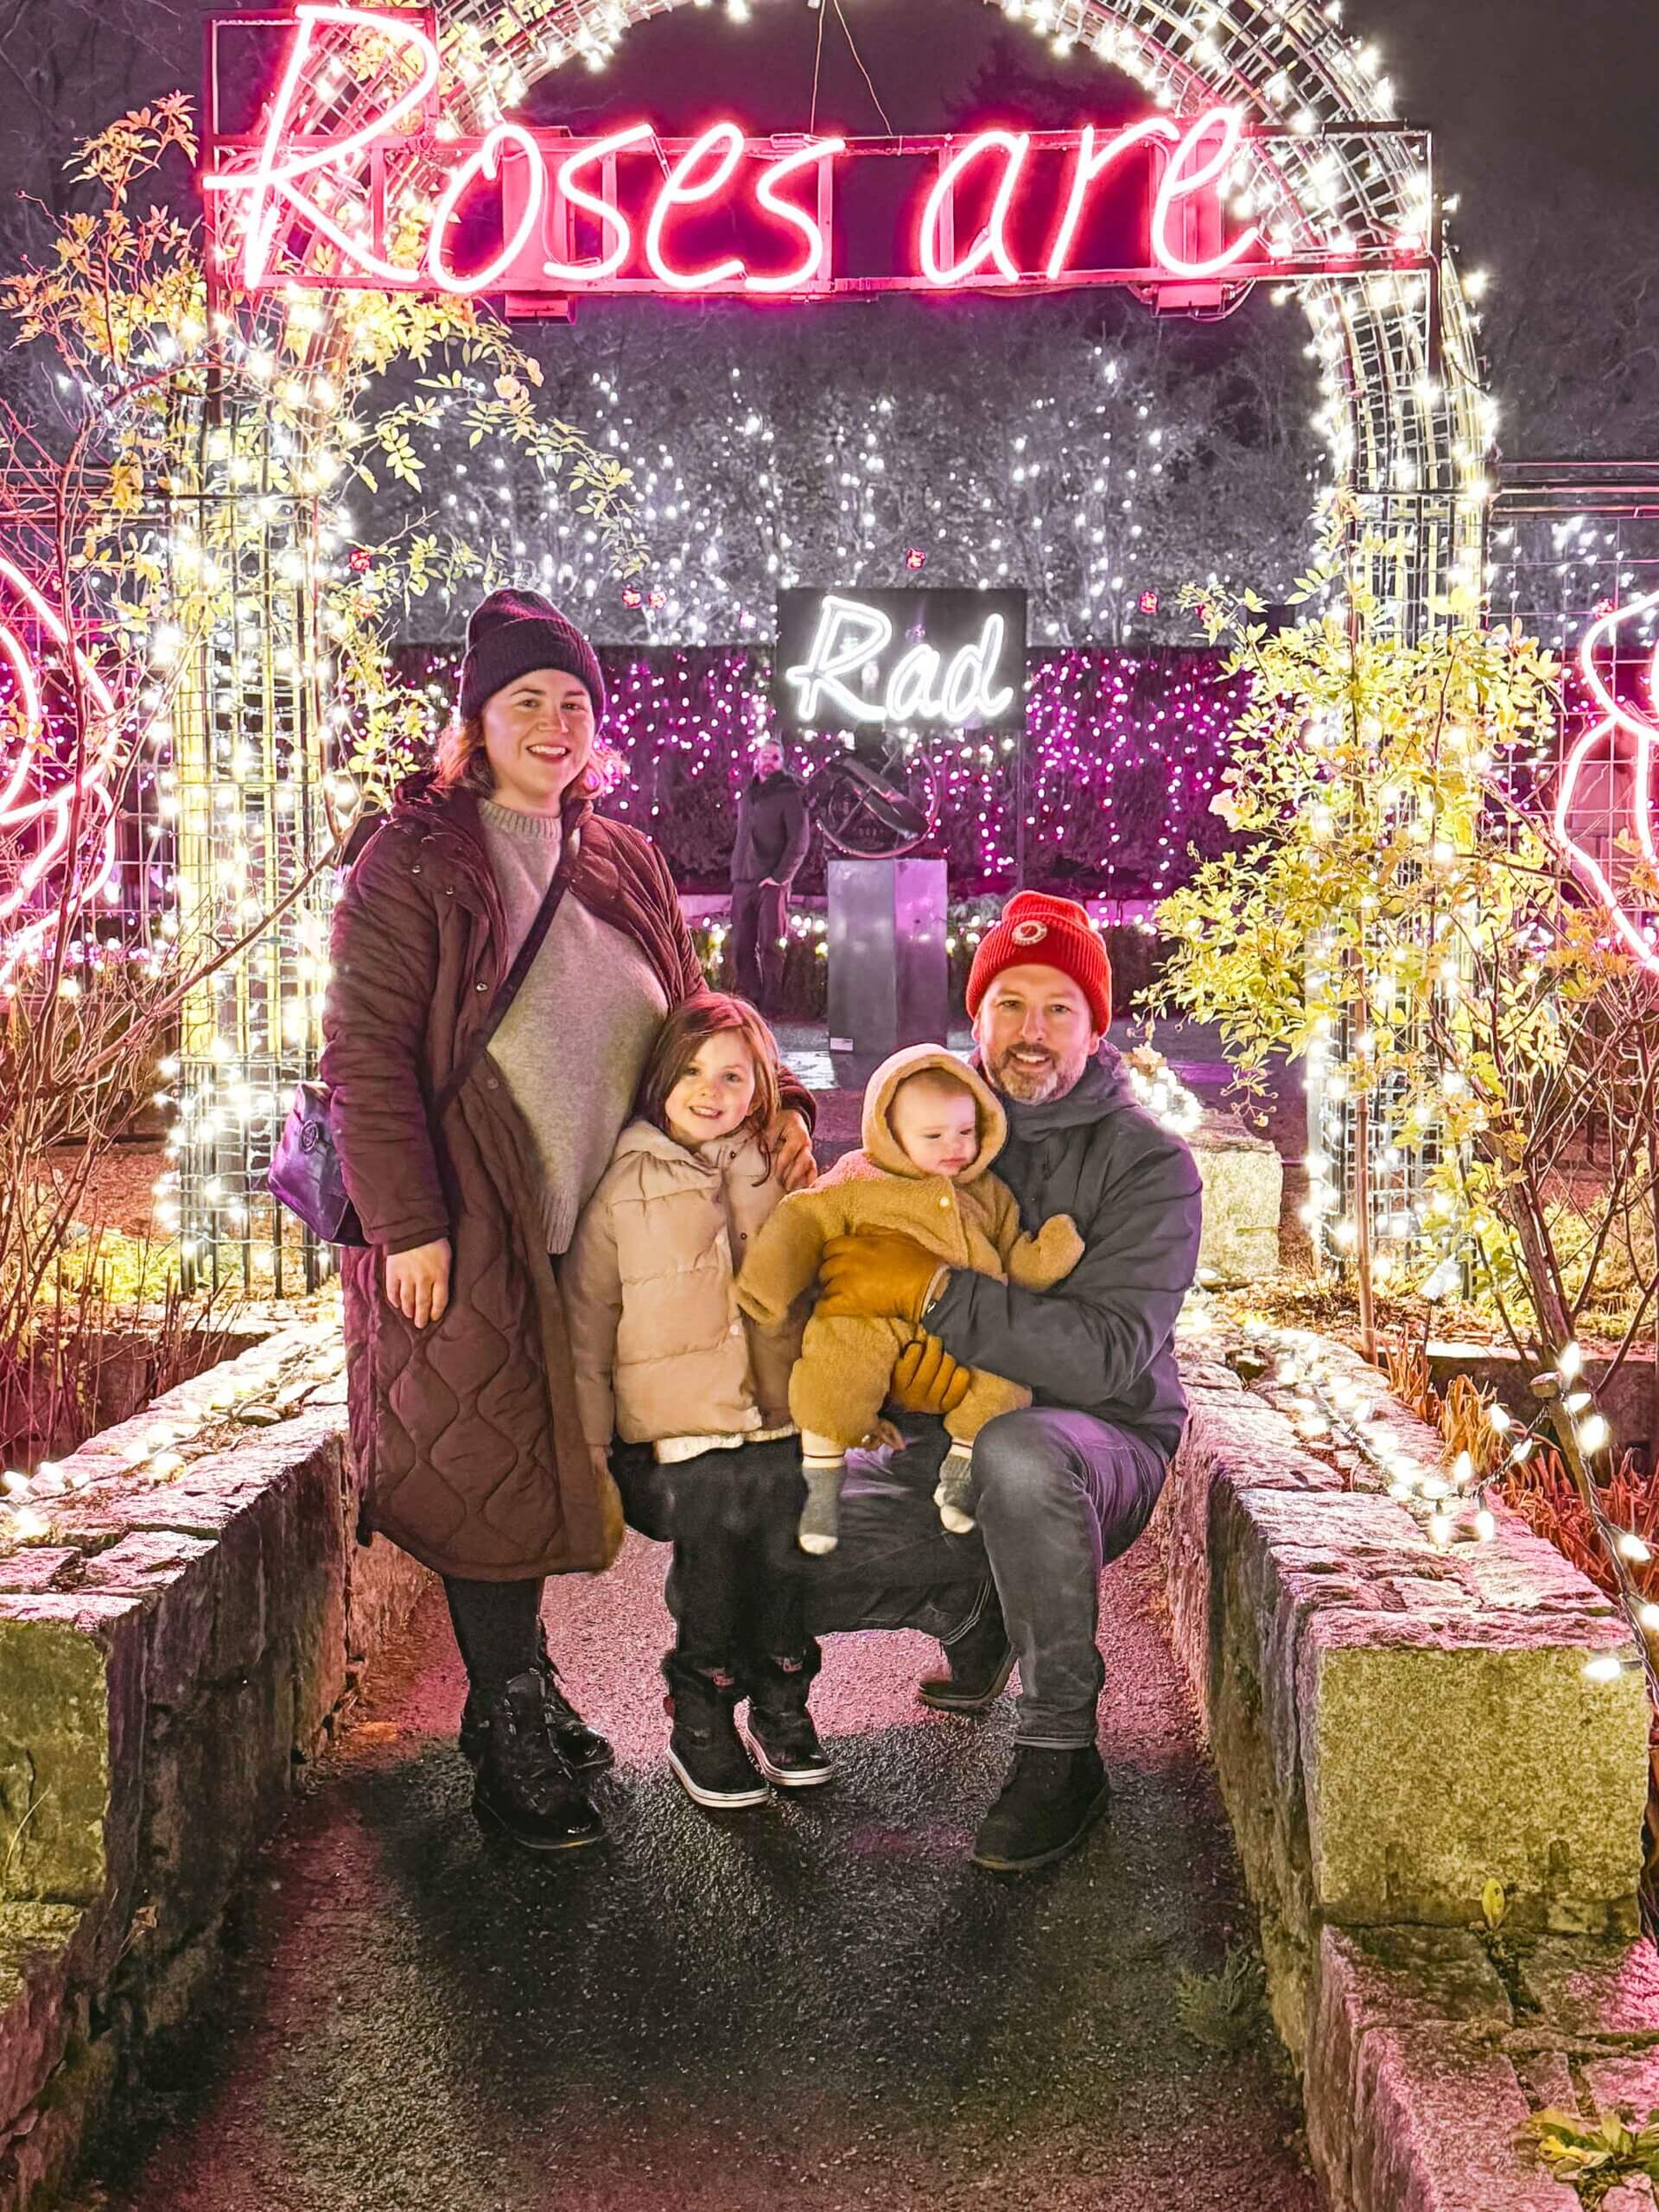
[385,1237,452,1327]
[769,1107,817,1192]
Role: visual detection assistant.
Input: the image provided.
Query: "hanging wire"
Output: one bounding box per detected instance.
[832,0,893,134]
[809,0,827,136]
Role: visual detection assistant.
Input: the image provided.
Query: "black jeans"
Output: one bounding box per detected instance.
[801,1409,1168,1749]
[730,879,788,1011]
[613,1434,812,1678]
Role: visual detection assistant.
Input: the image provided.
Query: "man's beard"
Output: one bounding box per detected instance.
[988,1042,1083,1103]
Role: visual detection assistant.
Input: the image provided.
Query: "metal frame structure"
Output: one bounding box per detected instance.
[168,0,1492,1278]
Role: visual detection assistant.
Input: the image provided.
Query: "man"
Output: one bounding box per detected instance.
[730,739,810,1014]
[804,891,1204,1874]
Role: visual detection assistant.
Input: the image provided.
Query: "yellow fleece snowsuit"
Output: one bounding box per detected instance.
[735,1045,1084,1455]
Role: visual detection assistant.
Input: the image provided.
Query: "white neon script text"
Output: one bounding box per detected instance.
[1555,594,1659,975]
[784,597,1017,729]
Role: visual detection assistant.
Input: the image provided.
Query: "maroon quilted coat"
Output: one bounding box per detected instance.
[321,772,814,1581]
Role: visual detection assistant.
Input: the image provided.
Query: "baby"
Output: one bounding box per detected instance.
[737,1044,1082,1553]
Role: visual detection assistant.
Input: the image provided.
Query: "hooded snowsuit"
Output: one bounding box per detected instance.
[736,1046,1083,1452]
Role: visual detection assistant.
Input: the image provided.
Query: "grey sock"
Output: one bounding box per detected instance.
[933,1447,977,1535]
[798,1461,843,1554]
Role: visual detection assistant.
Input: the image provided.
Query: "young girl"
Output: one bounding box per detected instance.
[563,994,828,1809]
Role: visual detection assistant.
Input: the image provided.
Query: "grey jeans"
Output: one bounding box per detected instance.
[802,1408,1169,1749]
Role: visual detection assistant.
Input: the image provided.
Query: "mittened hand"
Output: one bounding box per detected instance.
[889,1336,973,1418]
[817,1232,947,1325]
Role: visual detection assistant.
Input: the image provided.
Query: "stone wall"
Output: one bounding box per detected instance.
[0,1328,432,2211]
[1156,1335,1659,2212]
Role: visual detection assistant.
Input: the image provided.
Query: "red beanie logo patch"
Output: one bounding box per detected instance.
[1011,918,1049,944]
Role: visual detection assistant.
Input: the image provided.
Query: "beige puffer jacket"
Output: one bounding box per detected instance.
[563,1119,804,1451]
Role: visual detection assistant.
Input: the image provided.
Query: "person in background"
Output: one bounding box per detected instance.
[730,739,810,1015]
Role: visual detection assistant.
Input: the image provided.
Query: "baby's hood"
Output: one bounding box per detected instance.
[860,1044,1007,1181]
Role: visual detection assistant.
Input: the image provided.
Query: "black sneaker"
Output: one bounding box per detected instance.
[747,1707,835,1789]
[460,1643,614,1776]
[971,1746,1109,1873]
[918,1598,1014,1715]
[472,1671,607,1853]
[664,1661,770,1809]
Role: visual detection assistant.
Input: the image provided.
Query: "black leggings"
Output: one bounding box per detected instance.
[611,1434,810,1672]
[442,1574,545,1697]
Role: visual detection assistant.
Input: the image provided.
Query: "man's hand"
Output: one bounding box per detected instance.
[817,1232,946,1325]
[889,1335,973,1418]
[385,1236,451,1327]
[769,1107,817,1192]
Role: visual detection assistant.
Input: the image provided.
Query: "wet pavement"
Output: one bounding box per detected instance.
[82,1535,1316,2212]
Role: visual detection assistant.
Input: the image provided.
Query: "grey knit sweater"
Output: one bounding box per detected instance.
[477,798,669,1254]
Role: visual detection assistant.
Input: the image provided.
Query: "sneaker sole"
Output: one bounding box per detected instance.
[745,1731,836,1789]
[473,1796,607,1853]
[667,1746,771,1809]
[970,1780,1111,1873]
[917,1646,1016,1715]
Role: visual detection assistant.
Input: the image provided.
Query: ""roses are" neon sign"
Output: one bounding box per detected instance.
[203,4,1309,302]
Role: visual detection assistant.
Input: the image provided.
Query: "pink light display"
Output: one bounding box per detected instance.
[204,6,1283,302]
[0,556,121,939]
[391,642,1249,898]
[1554,594,1659,974]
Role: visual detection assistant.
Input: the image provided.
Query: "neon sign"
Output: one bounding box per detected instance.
[1555,594,1659,975]
[202,5,1316,302]
[775,589,1026,735]
[0,558,120,932]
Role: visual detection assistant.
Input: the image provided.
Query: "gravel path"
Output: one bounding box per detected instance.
[81,1535,1316,2212]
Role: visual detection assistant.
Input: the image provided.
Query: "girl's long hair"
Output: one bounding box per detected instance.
[433,712,626,799]
[637,993,782,1172]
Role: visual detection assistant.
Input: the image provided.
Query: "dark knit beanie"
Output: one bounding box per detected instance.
[457,588,607,722]
[965,892,1113,1033]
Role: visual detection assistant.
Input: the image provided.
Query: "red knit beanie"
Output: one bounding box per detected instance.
[965,893,1113,1032]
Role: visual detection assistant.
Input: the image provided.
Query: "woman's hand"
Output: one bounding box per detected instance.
[769,1107,818,1192]
[384,1237,452,1327]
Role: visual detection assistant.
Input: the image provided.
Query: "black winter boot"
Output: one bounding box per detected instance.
[743,1649,834,1789]
[460,1621,614,1775]
[971,1745,1109,1872]
[664,1657,769,1809]
[472,1670,607,1853]
[918,1593,1014,1715]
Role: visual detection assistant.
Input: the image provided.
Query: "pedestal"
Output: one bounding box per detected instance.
[826,857,949,1088]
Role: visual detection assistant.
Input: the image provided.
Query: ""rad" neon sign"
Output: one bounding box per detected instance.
[203,4,1303,302]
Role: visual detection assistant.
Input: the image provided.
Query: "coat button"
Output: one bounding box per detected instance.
[729,1320,742,1337]
[938,1193,950,1208]
[475,981,487,992]
[410,864,422,875]
[486,1077,499,1090]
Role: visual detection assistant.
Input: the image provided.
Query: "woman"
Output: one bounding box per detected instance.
[321,588,817,1854]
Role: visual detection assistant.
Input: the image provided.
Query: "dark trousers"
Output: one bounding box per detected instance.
[801,1409,1168,1749]
[442,1574,545,1696]
[730,879,788,1011]
[613,1434,814,1681]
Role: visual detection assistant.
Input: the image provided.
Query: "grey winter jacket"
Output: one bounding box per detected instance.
[732,772,811,887]
[925,1048,1203,1461]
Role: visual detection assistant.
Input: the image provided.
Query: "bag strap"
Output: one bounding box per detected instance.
[433,834,581,1117]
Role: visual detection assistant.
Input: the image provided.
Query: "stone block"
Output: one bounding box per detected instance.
[0,1553,79,1597]
[1428,1340,1656,1459]
[1190,1112,1283,1283]
[1306,1927,1576,2212]
[79,1531,219,1716]
[1580,2049,1659,2117]
[0,1904,85,2135]
[0,1593,145,1910]
[1516,1936,1659,2037]
[1300,1602,1648,1934]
